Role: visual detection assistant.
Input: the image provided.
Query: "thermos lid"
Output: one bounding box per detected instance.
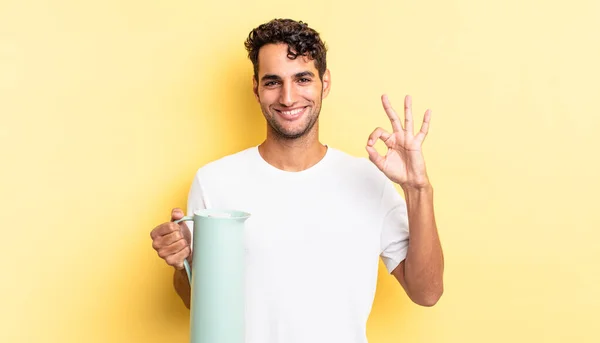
[207,212,232,218]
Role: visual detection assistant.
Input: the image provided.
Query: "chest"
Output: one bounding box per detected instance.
[206,174,384,276]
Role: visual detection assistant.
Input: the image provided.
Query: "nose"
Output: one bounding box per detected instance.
[279,81,295,107]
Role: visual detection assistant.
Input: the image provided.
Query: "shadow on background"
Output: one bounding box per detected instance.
[132,40,266,334]
[186,43,266,164]
[367,263,417,340]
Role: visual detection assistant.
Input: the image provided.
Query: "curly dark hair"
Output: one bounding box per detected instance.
[244,18,327,82]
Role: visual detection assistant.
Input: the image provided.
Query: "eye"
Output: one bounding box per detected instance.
[298,78,311,83]
[264,81,279,87]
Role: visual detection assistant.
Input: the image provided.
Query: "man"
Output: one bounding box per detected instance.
[150,18,443,343]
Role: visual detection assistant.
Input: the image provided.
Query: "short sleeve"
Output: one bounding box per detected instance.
[379,179,410,274]
[186,171,208,244]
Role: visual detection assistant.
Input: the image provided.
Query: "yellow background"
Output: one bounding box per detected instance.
[1,0,599,342]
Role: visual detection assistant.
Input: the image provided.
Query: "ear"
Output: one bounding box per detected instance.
[252,76,259,101]
[321,69,331,99]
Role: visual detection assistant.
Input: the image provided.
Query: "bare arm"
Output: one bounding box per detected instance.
[392,184,444,306]
[151,208,194,309]
[366,94,444,306]
[173,263,191,309]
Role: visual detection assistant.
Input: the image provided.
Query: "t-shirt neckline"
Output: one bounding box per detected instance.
[252,144,333,177]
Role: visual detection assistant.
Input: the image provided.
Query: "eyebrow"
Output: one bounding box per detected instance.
[260,71,315,82]
[261,74,281,82]
[295,71,315,78]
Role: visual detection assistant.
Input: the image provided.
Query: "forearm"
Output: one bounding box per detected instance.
[403,184,444,305]
[173,266,191,309]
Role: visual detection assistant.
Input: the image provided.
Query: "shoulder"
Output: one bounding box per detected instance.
[193,146,258,181]
[328,147,385,177]
[327,147,389,187]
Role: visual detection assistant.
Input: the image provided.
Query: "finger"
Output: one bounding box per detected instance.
[157,238,189,259]
[152,230,183,250]
[404,95,413,135]
[170,208,190,232]
[381,94,403,133]
[171,208,184,221]
[367,127,392,147]
[180,223,192,243]
[366,145,386,171]
[415,109,432,141]
[150,222,179,239]
[165,245,191,270]
[366,126,392,171]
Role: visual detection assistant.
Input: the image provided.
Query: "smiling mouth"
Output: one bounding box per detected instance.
[275,106,308,120]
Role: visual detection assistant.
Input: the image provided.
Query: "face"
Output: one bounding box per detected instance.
[253,43,331,140]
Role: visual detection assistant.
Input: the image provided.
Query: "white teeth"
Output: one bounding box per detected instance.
[281,108,304,116]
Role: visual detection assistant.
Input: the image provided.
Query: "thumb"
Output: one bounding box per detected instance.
[366,145,385,171]
[170,208,185,222]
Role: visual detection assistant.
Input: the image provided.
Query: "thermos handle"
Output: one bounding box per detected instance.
[174,216,194,285]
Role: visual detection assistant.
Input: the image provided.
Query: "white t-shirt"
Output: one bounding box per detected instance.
[186,146,409,343]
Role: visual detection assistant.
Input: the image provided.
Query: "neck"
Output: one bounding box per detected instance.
[258,123,327,172]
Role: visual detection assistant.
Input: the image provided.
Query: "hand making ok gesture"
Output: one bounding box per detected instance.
[366,94,432,191]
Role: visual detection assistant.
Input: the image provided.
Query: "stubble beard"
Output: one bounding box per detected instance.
[263,96,322,141]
